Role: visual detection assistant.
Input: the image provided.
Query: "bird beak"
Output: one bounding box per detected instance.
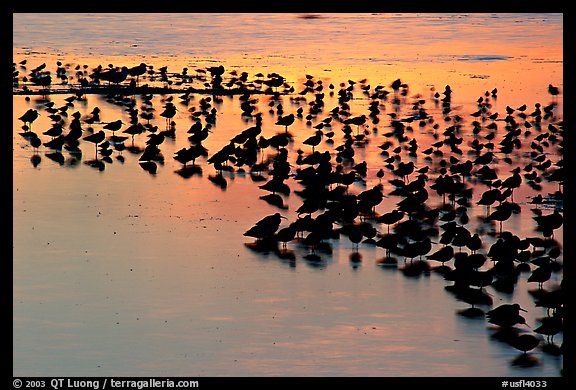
[280,216,287,219]
[519,307,527,312]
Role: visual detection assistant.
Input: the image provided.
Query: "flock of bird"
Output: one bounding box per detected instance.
[15,59,563,368]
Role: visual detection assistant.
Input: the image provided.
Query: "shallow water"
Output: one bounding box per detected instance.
[13,13,563,377]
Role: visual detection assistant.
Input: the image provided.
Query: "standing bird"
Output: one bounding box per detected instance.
[466,233,482,253]
[103,119,123,136]
[487,202,514,234]
[486,303,527,328]
[275,114,295,134]
[83,130,106,156]
[511,334,541,355]
[528,262,552,289]
[244,213,286,241]
[128,62,147,86]
[348,228,364,252]
[548,84,560,99]
[159,103,177,129]
[427,245,454,266]
[100,66,129,86]
[19,109,39,131]
[376,210,403,233]
[533,211,563,238]
[393,161,415,182]
[275,224,297,249]
[344,115,367,133]
[534,316,562,344]
[303,130,323,152]
[501,167,522,202]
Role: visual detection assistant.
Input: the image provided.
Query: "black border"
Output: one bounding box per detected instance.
[9,4,572,388]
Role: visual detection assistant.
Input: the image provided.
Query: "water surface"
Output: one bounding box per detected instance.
[13,13,563,377]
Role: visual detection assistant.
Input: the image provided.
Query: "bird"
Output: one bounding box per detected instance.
[103,120,123,135]
[376,168,384,182]
[260,193,287,209]
[486,202,514,234]
[533,211,563,237]
[29,133,42,152]
[348,228,364,252]
[275,114,295,133]
[344,115,367,132]
[123,123,145,143]
[548,84,560,98]
[83,130,106,155]
[500,167,522,201]
[466,233,482,253]
[128,62,147,85]
[244,213,285,240]
[43,124,63,138]
[174,146,203,167]
[262,76,284,91]
[18,109,39,130]
[511,334,541,354]
[486,304,527,328]
[207,65,225,78]
[393,161,415,182]
[534,316,562,343]
[303,130,323,152]
[528,263,552,289]
[427,245,454,265]
[275,224,297,248]
[100,66,129,85]
[159,103,177,127]
[43,135,65,151]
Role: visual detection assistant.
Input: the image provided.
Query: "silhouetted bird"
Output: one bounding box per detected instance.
[244,213,285,240]
[511,334,541,354]
[275,114,295,133]
[534,316,562,343]
[100,66,129,85]
[19,109,39,130]
[427,245,454,265]
[275,224,297,248]
[128,62,147,85]
[344,115,367,132]
[207,65,225,77]
[501,167,522,201]
[377,210,404,232]
[528,263,552,289]
[487,202,514,233]
[477,188,501,207]
[83,130,106,154]
[103,119,123,135]
[466,234,482,253]
[533,211,563,237]
[548,84,560,97]
[303,130,323,152]
[486,304,527,328]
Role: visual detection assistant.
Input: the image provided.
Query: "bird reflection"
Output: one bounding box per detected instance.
[84,159,105,171]
[208,174,227,190]
[139,161,157,174]
[510,353,540,368]
[45,151,64,165]
[30,154,41,167]
[175,165,202,178]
